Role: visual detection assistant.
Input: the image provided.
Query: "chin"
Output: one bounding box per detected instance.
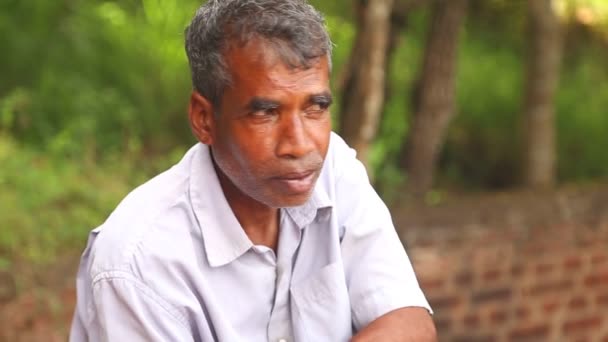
[267,192,313,208]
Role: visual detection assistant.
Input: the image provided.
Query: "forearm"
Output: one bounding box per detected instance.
[351,307,437,342]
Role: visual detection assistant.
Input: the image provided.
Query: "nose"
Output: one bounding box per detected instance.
[275,112,315,159]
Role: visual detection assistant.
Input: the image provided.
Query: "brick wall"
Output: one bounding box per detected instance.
[396,188,608,341]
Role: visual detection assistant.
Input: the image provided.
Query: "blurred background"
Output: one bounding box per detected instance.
[1,0,607,340]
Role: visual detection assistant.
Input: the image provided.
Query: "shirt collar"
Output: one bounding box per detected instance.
[284,177,333,229]
[188,144,334,267]
[188,144,253,267]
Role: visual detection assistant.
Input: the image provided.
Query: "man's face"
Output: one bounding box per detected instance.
[194,40,332,208]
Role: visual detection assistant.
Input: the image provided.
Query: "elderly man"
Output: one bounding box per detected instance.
[70,0,435,341]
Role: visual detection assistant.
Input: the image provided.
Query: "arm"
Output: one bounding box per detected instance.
[330,134,434,339]
[76,271,196,342]
[351,307,437,342]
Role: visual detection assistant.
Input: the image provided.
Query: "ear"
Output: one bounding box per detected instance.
[188,91,215,145]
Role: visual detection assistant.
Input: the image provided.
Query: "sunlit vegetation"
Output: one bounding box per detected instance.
[1,0,607,268]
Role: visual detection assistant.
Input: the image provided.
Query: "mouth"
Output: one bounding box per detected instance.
[272,169,317,195]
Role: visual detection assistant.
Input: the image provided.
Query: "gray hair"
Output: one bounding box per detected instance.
[185,0,333,108]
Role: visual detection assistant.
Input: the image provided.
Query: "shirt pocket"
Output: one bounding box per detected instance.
[290,262,352,342]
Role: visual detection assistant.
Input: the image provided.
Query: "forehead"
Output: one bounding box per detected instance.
[223,39,330,97]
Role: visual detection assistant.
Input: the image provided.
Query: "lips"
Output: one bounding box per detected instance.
[272,169,317,195]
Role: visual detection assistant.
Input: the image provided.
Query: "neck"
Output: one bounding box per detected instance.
[211,155,280,251]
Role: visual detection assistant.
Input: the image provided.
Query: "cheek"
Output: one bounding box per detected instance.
[228,129,276,169]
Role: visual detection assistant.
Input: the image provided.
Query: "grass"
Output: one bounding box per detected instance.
[0,134,183,274]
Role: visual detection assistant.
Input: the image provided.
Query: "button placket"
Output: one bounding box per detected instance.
[267,210,301,342]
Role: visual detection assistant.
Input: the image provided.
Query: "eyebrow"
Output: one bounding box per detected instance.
[244,91,333,112]
[309,92,333,107]
[246,97,281,112]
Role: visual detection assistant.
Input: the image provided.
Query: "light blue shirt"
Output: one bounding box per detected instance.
[70,133,431,342]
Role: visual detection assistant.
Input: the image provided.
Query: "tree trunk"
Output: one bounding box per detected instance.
[401,0,468,197]
[380,0,428,115]
[338,0,394,172]
[523,0,562,188]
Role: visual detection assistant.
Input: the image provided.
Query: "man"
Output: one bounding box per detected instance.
[70,0,436,341]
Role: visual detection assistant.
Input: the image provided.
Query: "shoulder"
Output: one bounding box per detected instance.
[320,133,389,228]
[319,132,371,201]
[87,145,200,279]
[324,132,368,185]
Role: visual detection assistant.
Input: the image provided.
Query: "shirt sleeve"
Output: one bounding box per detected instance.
[76,270,195,342]
[333,139,432,331]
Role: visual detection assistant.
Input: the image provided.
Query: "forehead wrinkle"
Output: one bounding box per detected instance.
[223,40,329,107]
[267,68,322,92]
[237,62,327,98]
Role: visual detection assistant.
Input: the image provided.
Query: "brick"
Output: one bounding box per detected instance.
[446,236,462,247]
[522,241,565,257]
[562,316,603,334]
[416,238,435,248]
[434,318,451,332]
[464,313,480,328]
[511,264,524,277]
[568,296,587,310]
[584,272,608,288]
[543,300,560,314]
[490,310,508,325]
[521,243,545,256]
[453,335,495,342]
[592,253,607,265]
[564,256,583,270]
[509,324,549,341]
[527,279,572,296]
[573,337,591,342]
[454,271,473,286]
[420,278,445,292]
[597,293,608,307]
[483,269,501,282]
[428,295,461,310]
[472,287,512,304]
[536,263,554,275]
[516,306,531,320]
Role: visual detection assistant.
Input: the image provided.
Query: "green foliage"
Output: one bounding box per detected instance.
[370,9,429,196]
[442,11,608,188]
[0,0,198,157]
[325,13,356,129]
[556,49,608,181]
[1,0,608,270]
[372,4,608,190]
[0,134,179,268]
[443,21,525,189]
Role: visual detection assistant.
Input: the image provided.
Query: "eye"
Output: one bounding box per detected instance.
[305,101,330,115]
[246,98,280,119]
[249,108,278,119]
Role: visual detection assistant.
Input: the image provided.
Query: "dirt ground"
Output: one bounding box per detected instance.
[2,182,607,341]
